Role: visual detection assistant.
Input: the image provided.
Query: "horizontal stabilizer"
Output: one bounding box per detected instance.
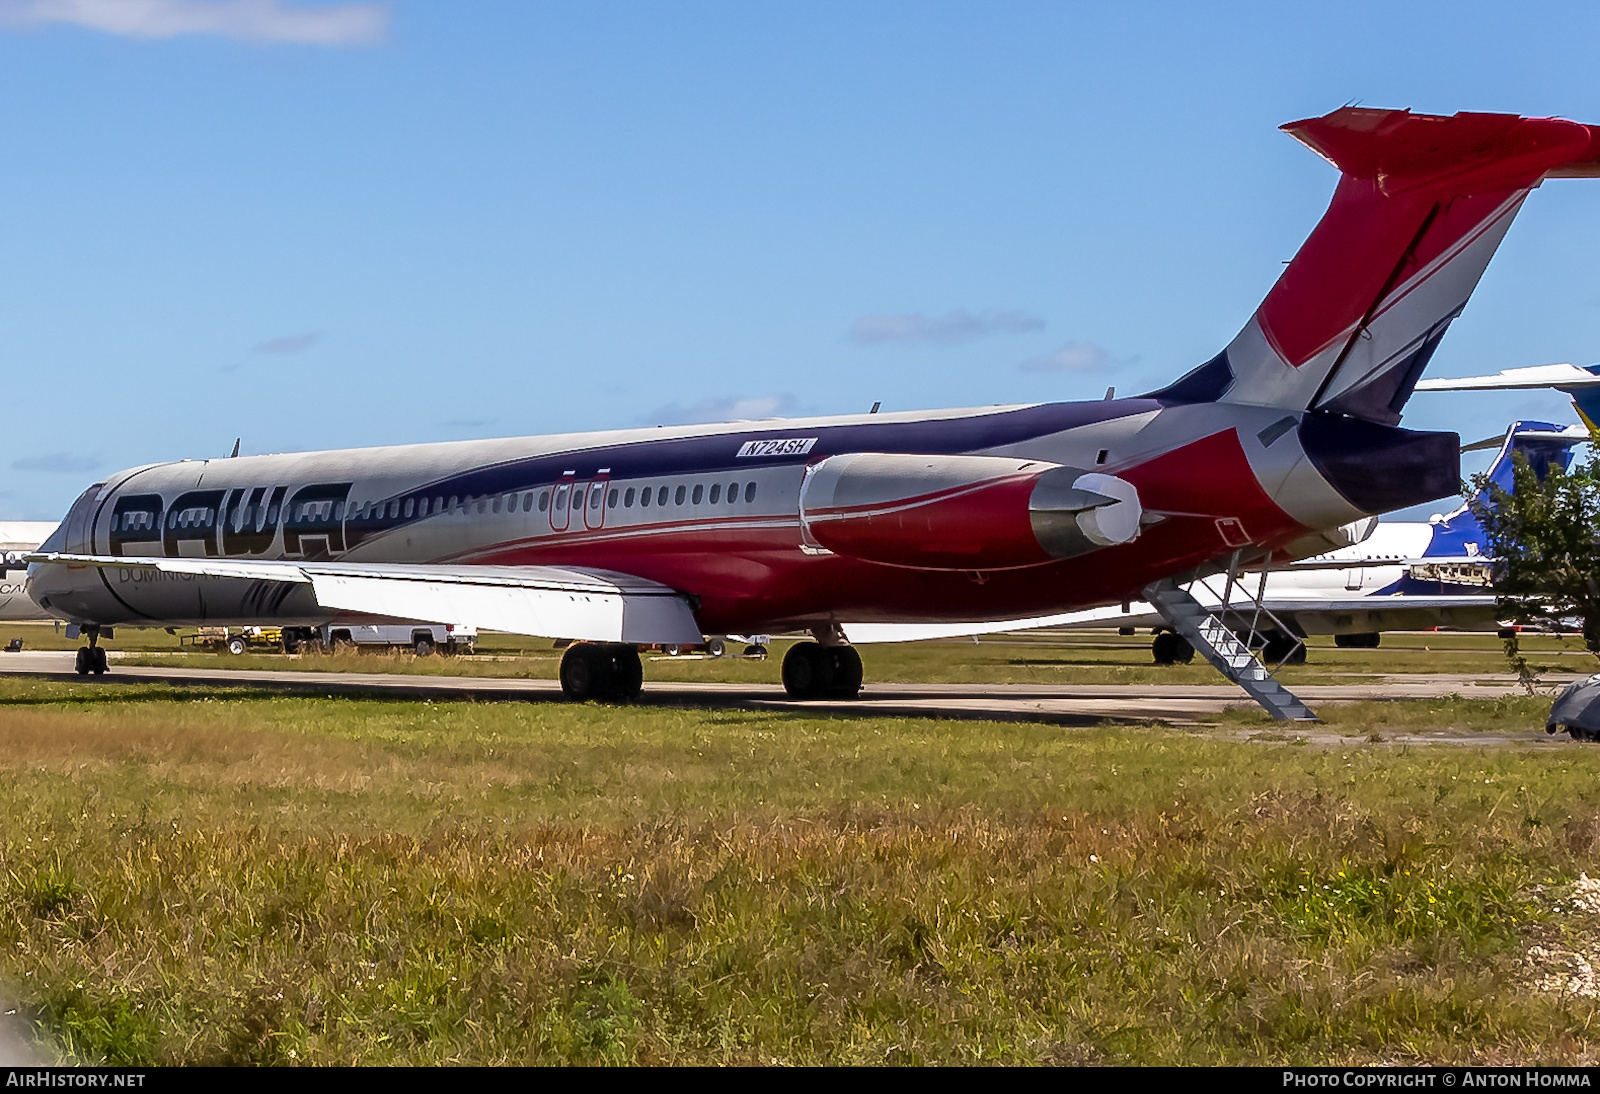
[25,554,705,646]
[1461,424,1589,452]
[1416,363,1600,392]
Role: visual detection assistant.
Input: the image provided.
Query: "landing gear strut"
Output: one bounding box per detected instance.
[73,625,109,676]
[558,643,644,701]
[781,641,863,700]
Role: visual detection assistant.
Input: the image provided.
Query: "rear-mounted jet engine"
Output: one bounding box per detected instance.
[797,453,1142,570]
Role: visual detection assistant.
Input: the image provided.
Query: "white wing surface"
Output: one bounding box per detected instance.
[1415,363,1600,391]
[25,554,705,646]
[842,595,1498,644]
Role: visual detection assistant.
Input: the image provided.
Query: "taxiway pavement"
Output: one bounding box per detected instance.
[0,649,1580,746]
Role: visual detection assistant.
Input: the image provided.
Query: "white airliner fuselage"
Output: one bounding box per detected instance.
[24,106,1600,706]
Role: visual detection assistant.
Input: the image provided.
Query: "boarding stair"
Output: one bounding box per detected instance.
[1143,569,1318,723]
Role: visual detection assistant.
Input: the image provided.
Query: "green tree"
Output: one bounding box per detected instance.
[1467,451,1600,676]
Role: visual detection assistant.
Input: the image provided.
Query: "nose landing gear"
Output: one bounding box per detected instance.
[73,625,110,676]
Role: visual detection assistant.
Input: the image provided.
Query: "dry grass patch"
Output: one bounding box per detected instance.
[3,680,1600,1063]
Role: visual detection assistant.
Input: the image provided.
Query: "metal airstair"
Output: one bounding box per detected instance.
[1143,559,1317,722]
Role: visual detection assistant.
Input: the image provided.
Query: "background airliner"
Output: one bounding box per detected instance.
[25,107,1600,703]
[1417,361,1600,427]
[0,522,60,622]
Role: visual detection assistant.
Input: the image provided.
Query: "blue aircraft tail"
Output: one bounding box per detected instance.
[1562,366,1600,434]
[1424,420,1580,557]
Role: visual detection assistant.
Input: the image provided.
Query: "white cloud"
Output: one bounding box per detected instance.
[849,309,1044,346]
[646,393,803,426]
[255,331,320,354]
[1020,341,1110,374]
[0,0,389,45]
[12,452,100,474]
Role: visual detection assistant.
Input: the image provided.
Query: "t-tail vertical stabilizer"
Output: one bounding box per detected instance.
[1149,108,1600,422]
[1426,420,1586,558]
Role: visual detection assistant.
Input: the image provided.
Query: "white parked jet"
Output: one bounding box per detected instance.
[0,522,60,621]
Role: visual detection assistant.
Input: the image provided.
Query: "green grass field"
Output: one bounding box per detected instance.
[3,675,1600,1064]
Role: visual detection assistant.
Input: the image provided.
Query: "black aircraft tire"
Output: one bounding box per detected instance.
[92,647,108,675]
[782,642,824,699]
[74,647,90,676]
[1262,636,1306,665]
[827,646,864,699]
[559,644,643,702]
[560,644,600,701]
[1152,632,1192,665]
[607,645,644,700]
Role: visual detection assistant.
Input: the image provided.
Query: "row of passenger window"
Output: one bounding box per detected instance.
[143,477,764,532]
[361,478,761,519]
[539,480,759,513]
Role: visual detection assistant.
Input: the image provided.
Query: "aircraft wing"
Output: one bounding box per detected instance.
[1271,554,1491,572]
[1414,364,1600,392]
[841,594,1500,644]
[24,553,705,646]
[1262,596,1499,633]
[843,604,1137,643]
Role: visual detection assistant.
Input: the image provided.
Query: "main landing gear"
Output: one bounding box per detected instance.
[73,625,109,676]
[1260,633,1307,665]
[781,640,863,700]
[1150,628,1306,665]
[1151,631,1194,665]
[554,633,864,703]
[558,643,644,702]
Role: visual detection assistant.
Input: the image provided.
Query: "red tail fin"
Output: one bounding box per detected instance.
[1154,108,1600,423]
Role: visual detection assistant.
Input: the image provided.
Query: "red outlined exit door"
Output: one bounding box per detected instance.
[550,471,576,532]
[583,470,611,530]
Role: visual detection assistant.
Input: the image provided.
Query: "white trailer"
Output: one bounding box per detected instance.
[318,623,477,656]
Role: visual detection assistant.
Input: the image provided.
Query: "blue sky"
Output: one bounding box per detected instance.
[1,1,1598,520]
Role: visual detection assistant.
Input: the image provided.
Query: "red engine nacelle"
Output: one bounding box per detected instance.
[798,453,1142,570]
